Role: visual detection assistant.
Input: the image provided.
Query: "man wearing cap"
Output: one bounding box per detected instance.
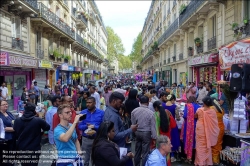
[14,102,50,166]
[33,81,40,105]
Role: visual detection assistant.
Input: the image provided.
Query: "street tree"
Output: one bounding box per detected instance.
[106,26,125,63]
[119,55,132,70]
[129,32,143,63]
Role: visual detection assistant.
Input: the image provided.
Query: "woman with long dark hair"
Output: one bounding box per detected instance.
[164,94,181,162]
[91,121,134,166]
[153,100,176,166]
[125,89,139,117]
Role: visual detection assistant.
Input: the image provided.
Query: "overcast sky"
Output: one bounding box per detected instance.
[95,1,151,55]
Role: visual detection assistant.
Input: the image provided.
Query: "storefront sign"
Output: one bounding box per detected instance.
[188,53,218,66]
[219,38,250,70]
[68,66,74,71]
[61,64,68,71]
[83,69,93,73]
[39,60,53,68]
[75,67,81,71]
[9,54,37,68]
[0,52,9,65]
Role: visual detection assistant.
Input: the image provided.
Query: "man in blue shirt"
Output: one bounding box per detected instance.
[145,135,172,166]
[45,95,61,145]
[104,92,138,147]
[78,97,104,166]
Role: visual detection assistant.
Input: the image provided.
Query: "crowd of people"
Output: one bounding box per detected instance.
[0,79,250,166]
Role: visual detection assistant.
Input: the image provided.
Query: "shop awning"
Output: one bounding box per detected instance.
[219,37,250,70]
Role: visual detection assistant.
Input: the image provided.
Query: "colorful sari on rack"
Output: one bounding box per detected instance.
[195,107,219,166]
[211,105,224,164]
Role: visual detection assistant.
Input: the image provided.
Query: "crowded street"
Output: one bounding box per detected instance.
[1,0,250,166]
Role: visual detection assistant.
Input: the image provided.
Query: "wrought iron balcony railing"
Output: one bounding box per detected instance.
[12,38,24,51]
[36,49,44,59]
[179,0,205,26]
[76,33,83,44]
[77,15,88,26]
[179,53,183,60]
[24,0,38,9]
[172,55,176,62]
[207,36,216,50]
[71,7,77,17]
[38,3,75,39]
[158,18,179,45]
[197,43,203,53]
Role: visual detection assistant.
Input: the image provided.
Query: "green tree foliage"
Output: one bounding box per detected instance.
[129,32,143,62]
[119,55,132,70]
[106,26,125,63]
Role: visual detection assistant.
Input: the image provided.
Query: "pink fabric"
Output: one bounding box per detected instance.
[195,108,220,165]
[203,109,220,147]
[185,103,195,160]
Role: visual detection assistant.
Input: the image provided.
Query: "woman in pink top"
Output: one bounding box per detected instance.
[194,96,219,166]
[186,82,197,99]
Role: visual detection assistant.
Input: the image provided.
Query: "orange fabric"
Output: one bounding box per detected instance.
[53,108,81,140]
[211,106,225,164]
[195,108,219,166]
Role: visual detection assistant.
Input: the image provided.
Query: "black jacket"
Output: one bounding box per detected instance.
[93,139,129,166]
[13,111,50,151]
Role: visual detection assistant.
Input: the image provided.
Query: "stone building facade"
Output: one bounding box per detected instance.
[141,0,250,86]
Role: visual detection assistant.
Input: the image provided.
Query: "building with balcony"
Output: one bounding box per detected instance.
[0,0,107,110]
[141,0,250,86]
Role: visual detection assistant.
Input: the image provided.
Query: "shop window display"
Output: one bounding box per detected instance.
[199,67,217,84]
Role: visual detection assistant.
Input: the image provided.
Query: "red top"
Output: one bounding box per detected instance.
[159,110,177,138]
[52,108,81,140]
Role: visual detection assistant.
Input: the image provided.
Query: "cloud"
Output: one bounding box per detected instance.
[95,1,151,55]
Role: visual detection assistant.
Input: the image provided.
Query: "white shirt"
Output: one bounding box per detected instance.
[197,86,207,103]
[114,88,126,96]
[91,92,101,109]
[0,86,8,99]
[0,118,5,139]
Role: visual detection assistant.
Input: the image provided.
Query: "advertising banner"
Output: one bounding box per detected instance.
[219,38,250,70]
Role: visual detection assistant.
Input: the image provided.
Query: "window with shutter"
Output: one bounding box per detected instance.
[37,31,42,49]
[16,18,21,38]
[11,17,16,38]
[49,38,53,51]
[11,17,21,38]
[64,42,67,55]
[56,7,60,17]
